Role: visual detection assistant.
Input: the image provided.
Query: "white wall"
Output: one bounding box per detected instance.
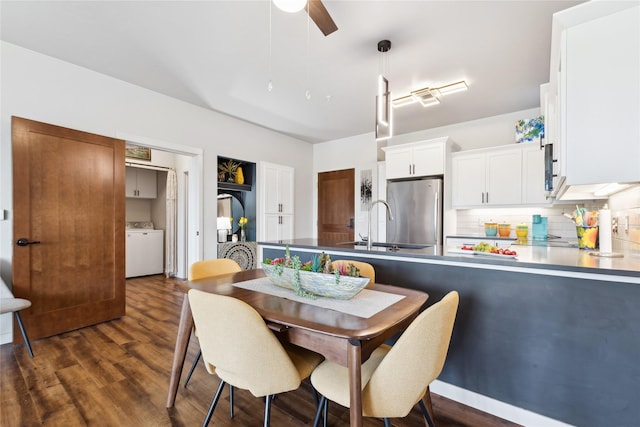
[386,107,541,151]
[312,133,380,240]
[0,42,314,330]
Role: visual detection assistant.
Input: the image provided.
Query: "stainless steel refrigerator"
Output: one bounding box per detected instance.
[386,178,443,245]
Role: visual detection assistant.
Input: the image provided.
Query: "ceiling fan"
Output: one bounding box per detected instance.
[306,0,338,36]
[274,0,338,36]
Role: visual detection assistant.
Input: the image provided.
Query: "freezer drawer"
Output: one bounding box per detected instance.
[126,230,164,278]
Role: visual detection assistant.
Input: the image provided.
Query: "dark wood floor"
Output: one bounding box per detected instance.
[1,274,520,426]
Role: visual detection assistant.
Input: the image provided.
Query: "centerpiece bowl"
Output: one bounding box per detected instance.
[262,263,370,300]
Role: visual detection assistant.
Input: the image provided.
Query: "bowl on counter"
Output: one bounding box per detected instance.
[516,224,529,243]
[484,222,498,237]
[498,223,511,237]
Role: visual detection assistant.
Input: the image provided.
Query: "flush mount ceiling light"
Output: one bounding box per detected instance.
[393,80,468,108]
[273,0,307,13]
[273,0,338,36]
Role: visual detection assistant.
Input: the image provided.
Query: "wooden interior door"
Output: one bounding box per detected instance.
[12,117,126,341]
[317,169,354,241]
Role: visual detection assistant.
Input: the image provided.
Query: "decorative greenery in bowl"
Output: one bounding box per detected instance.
[262,248,370,300]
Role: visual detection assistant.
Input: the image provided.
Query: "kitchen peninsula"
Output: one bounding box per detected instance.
[259,239,639,427]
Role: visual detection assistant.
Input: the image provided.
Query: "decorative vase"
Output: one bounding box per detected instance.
[240,228,246,242]
[235,166,245,185]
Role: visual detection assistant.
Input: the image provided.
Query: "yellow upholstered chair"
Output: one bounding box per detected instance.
[331,260,375,289]
[183,259,242,389]
[188,289,323,427]
[310,291,459,427]
[189,258,242,281]
[0,278,34,358]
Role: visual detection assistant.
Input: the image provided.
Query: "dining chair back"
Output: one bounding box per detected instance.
[189,258,242,280]
[189,289,323,426]
[184,258,242,389]
[311,291,459,427]
[332,260,375,288]
[1,278,34,358]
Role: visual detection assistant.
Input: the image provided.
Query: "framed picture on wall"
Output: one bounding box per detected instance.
[125,144,151,161]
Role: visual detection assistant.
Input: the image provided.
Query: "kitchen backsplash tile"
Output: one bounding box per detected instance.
[456,203,603,241]
[608,185,640,253]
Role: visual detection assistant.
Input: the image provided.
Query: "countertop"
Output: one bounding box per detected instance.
[259,238,640,280]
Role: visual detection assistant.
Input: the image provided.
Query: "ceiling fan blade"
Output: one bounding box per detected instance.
[306,0,338,36]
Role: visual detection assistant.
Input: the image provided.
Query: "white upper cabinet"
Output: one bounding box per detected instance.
[548,2,639,198]
[521,144,549,205]
[382,137,449,180]
[125,166,157,198]
[262,163,294,215]
[260,162,294,241]
[452,144,548,208]
[452,146,522,207]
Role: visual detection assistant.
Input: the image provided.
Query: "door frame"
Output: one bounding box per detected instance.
[117,132,203,279]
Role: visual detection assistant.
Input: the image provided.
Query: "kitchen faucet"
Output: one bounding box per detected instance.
[367,199,394,251]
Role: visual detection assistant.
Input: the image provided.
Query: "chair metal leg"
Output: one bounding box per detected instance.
[418,398,436,427]
[14,312,34,358]
[264,394,273,427]
[203,380,226,427]
[229,385,234,418]
[323,398,328,427]
[183,349,202,387]
[312,395,326,427]
[383,418,392,427]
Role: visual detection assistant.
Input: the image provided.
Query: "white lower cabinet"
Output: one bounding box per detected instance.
[126,230,164,278]
[264,214,293,242]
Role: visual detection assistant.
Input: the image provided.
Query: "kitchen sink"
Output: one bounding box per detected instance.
[337,241,431,250]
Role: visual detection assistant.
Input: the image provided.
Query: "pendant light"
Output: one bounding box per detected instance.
[376,40,392,141]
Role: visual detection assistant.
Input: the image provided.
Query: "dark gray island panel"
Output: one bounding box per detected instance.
[261,242,640,427]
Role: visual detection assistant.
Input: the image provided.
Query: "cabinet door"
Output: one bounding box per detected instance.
[263,164,294,214]
[451,153,485,207]
[125,167,157,198]
[486,149,522,205]
[413,143,444,177]
[385,148,413,179]
[279,214,294,240]
[136,168,157,198]
[263,165,280,213]
[278,167,294,214]
[264,214,280,241]
[125,167,138,197]
[522,145,549,205]
[565,6,640,185]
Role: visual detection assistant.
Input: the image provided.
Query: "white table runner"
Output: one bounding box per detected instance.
[232,277,405,319]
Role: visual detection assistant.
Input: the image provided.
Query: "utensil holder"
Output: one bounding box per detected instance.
[576,226,598,249]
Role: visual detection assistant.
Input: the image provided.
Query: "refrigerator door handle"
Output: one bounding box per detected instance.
[434,191,439,245]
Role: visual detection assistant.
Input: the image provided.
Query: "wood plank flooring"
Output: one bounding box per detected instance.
[1,274,520,426]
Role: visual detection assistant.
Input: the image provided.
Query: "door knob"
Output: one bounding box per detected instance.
[16,238,41,246]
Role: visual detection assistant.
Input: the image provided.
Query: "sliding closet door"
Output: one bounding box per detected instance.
[12,116,126,340]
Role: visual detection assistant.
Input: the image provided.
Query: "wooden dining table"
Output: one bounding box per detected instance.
[166,269,428,427]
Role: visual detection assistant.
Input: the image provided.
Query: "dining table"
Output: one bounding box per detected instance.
[166,268,429,427]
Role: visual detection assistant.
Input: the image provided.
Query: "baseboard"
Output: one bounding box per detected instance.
[0,332,12,345]
[430,380,574,427]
